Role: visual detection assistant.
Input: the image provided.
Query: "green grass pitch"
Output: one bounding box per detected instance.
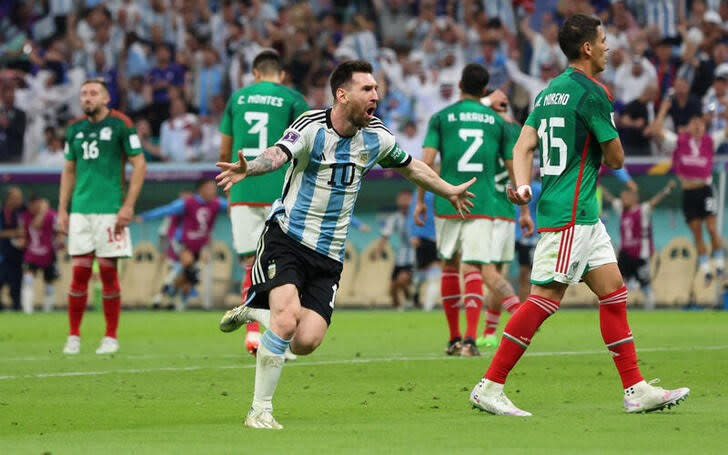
[1,309,726,454]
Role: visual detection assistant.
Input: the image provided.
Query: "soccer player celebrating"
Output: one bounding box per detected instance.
[216,60,475,429]
[414,64,525,357]
[136,179,227,310]
[469,14,689,416]
[218,50,309,355]
[58,78,146,355]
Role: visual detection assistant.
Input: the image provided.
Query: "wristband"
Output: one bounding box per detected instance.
[516,184,532,199]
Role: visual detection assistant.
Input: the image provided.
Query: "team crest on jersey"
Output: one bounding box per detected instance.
[281,131,300,144]
[359,151,369,164]
[267,261,276,280]
[75,132,84,139]
[100,127,112,141]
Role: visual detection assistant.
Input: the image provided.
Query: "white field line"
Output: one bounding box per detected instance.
[1,344,727,381]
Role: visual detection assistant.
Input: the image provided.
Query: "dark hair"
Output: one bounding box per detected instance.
[460,63,489,97]
[196,178,214,190]
[82,78,109,92]
[558,14,602,61]
[330,60,373,98]
[252,49,282,75]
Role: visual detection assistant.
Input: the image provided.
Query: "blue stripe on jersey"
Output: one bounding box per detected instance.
[286,128,326,243]
[362,130,381,170]
[316,136,352,257]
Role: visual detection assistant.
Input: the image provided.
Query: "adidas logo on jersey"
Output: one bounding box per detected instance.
[75,132,84,139]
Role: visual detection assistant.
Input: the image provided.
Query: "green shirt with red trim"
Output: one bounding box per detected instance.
[64,110,143,214]
[524,67,618,231]
[491,120,520,220]
[423,99,508,218]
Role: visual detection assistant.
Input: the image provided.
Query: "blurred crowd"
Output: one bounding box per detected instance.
[1,0,728,166]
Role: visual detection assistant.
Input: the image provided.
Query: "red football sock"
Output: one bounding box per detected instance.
[483,308,501,337]
[441,268,461,341]
[599,286,643,388]
[501,295,521,314]
[98,258,121,339]
[463,271,483,340]
[242,263,259,333]
[485,295,559,384]
[68,255,94,336]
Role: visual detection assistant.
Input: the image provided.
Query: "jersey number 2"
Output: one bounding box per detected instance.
[242,112,269,157]
[457,129,484,172]
[537,117,567,176]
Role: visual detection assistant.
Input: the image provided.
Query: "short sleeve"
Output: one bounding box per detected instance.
[582,92,619,144]
[422,114,441,150]
[274,111,320,161]
[64,128,75,161]
[524,104,540,129]
[218,97,233,135]
[124,125,144,157]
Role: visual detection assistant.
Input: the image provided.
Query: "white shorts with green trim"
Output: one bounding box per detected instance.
[531,221,616,285]
[490,218,515,263]
[68,213,133,258]
[230,204,270,256]
[435,217,512,264]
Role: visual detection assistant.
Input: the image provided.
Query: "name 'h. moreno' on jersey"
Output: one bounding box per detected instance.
[219,81,309,205]
[270,109,412,263]
[525,67,618,231]
[423,99,509,218]
[64,109,143,214]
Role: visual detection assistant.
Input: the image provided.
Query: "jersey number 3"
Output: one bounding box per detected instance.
[537,117,567,176]
[242,112,269,157]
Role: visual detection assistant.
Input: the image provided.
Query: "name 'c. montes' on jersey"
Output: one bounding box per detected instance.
[526,67,618,231]
[219,81,309,205]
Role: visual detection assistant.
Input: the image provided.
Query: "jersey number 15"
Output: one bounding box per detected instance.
[537,117,568,176]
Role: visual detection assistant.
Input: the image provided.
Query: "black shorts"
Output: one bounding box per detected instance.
[24,261,59,283]
[391,264,413,280]
[415,238,438,269]
[682,185,717,222]
[617,250,650,288]
[247,222,342,325]
[515,241,535,267]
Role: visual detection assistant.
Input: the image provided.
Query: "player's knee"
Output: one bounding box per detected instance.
[290,333,324,355]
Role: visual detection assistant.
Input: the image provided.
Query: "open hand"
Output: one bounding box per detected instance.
[216,150,249,192]
[448,177,476,218]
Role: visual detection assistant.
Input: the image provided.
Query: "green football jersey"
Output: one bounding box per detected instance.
[423,99,507,217]
[219,81,309,204]
[491,121,520,220]
[64,110,143,214]
[525,67,618,231]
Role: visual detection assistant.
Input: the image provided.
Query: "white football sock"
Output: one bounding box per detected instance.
[252,329,290,412]
[21,274,34,314]
[43,284,55,312]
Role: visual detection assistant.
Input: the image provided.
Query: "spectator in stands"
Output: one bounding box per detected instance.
[196,46,223,116]
[372,0,412,48]
[87,49,121,109]
[704,63,728,153]
[0,82,26,163]
[0,186,25,311]
[145,44,185,134]
[643,0,680,40]
[337,14,379,64]
[474,31,509,93]
[519,13,567,79]
[505,48,556,111]
[650,38,682,103]
[159,96,200,163]
[405,0,437,49]
[618,84,658,156]
[34,126,65,167]
[668,77,704,132]
[615,55,657,107]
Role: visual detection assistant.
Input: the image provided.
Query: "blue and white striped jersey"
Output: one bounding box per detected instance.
[270,109,412,262]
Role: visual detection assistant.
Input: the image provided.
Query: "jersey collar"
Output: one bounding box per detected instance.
[326,107,357,138]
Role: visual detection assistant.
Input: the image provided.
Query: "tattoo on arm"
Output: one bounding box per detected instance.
[246,146,289,177]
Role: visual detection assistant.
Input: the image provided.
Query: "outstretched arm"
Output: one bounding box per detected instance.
[395,158,475,218]
[215,146,290,191]
[648,180,677,208]
[414,147,438,226]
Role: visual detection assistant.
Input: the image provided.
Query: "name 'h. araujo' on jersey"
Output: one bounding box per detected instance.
[526,67,618,231]
[270,109,411,262]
